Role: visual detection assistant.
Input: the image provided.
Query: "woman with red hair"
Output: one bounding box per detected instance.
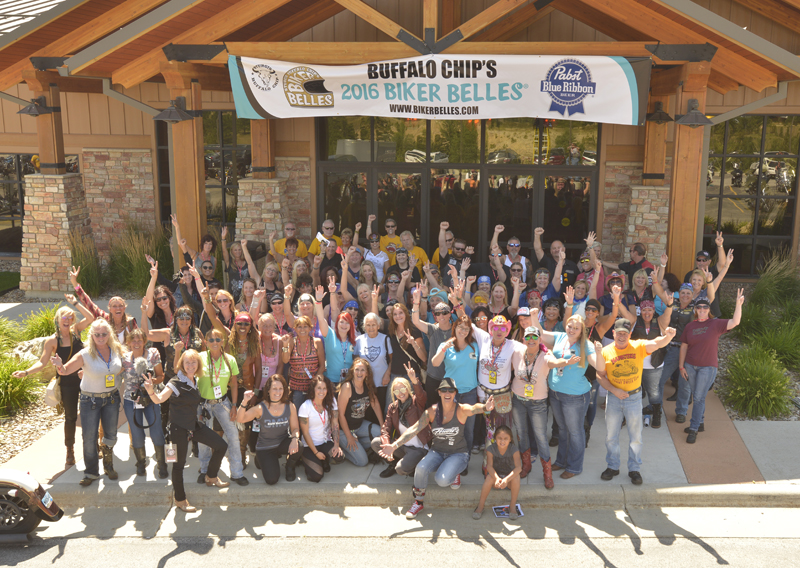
[315,284,355,386]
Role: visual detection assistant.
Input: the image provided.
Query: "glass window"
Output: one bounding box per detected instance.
[429,169,480,247]
[764,116,800,156]
[486,171,533,244]
[374,118,426,162]
[726,116,763,155]
[486,118,536,165]
[321,116,371,161]
[431,120,480,163]
[542,174,593,253]
[203,111,219,146]
[377,171,421,240]
[757,198,793,236]
[236,117,251,146]
[709,122,725,155]
[325,171,368,235]
[544,120,598,166]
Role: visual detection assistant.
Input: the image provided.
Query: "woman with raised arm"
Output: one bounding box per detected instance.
[51,319,123,486]
[372,363,429,478]
[13,295,94,468]
[256,313,283,391]
[257,261,283,308]
[298,375,344,482]
[282,314,326,408]
[315,284,355,386]
[144,349,229,513]
[220,228,258,300]
[227,312,261,470]
[283,283,323,339]
[364,233,390,283]
[70,266,138,343]
[172,214,218,274]
[383,379,494,519]
[144,261,177,363]
[337,358,384,466]
[236,278,259,315]
[236,374,303,484]
[386,301,427,409]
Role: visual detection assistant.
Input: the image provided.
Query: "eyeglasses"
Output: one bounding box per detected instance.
[453,247,466,252]
[202,265,214,270]
[155,296,169,302]
[285,227,296,231]
[439,387,456,393]
[207,337,223,343]
[507,243,520,248]
[177,314,193,321]
[474,316,488,322]
[92,332,109,338]
[217,298,230,304]
[388,279,400,284]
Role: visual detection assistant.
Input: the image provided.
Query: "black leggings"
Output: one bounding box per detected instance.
[302,441,335,483]
[170,423,227,502]
[255,437,294,485]
[60,377,81,447]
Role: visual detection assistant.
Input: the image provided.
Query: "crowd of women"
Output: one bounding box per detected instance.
[14,214,742,518]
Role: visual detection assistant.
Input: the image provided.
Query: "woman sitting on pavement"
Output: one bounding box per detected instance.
[13,295,94,469]
[51,319,123,486]
[338,358,384,466]
[373,363,430,478]
[382,379,495,520]
[299,375,345,482]
[473,425,522,520]
[120,328,167,478]
[679,290,744,443]
[144,349,229,513]
[236,374,303,484]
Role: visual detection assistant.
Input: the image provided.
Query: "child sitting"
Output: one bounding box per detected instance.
[473,425,522,520]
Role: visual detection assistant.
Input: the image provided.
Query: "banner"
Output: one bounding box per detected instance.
[229,54,651,126]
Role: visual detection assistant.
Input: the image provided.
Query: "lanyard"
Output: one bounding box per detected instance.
[489,340,506,369]
[524,350,540,382]
[340,336,349,362]
[209,354,224,386]
[314,403,326,426]
[96,346,112,373]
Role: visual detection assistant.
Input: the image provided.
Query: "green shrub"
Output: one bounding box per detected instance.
[718,295,735,319]
[752,320,800,371]
[20,305,58,341]
[0,317,20,352]
[0,356,43,418]
[735,301,772,341]
[725,346,792,419]
[69,229,103,297]
[107,222,173,295]
[751,249,800,307]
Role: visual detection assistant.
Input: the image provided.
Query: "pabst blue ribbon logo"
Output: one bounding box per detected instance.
[541,59,596,117]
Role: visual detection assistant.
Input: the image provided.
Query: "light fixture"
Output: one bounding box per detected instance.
[674,99,713,128]
[17,96,52,116]
[646,101,673,124]
[153,99,193,123]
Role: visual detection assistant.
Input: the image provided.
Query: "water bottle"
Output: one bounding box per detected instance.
[558,348,573,377]
[644,415,651,427]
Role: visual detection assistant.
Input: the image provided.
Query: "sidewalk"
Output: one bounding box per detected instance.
[3,302,800,512]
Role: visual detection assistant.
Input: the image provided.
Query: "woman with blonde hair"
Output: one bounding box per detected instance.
[70,266,138,342]
[281,314,326,408]
[236,277,259,314]
[257,261,283,310]
[13,295,94,468]
[358,260,380,290]
[220,228,258,300]
[52,319,124,486]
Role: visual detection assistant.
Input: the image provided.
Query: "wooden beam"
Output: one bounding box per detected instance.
[581,0,777,92]
[424,0,438,40]
[470,4,555,42]
[649,66,684,96]
[642,95,670,186]
[730,0,800,36]
[708,69,739,95]
[113,0,295,89]
[553,0,653,41]
[443,0,530,45]
[252,119,276,179]
[779,0,800,9]
[159,61,231,92]
[0,0,169,92]
[31,83,67,175]
[440,0,461,36]
[247,0,345,42]
[332,0,421,43]
[20,70,103,94]
[667,63,710,279]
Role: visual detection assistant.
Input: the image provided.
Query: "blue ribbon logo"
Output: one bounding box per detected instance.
[541,59,596,117]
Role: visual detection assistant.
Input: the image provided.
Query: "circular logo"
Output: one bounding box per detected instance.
[251,64,278,92]
[541,59,596,117]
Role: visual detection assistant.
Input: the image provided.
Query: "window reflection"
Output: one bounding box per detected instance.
[486,118,536,164]
[377,171,421,240]
[765,116,800,156]
[431,120,480,163]
[322,116,371,161]
[429,169,479,245]
[374,118,426,162]
[325,171,368,234]
[542,175,592,247]
[543,120,598,166]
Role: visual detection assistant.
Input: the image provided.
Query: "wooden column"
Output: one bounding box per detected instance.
[642,95,670,186]
[161,64,208,259]
[666,62,710,279]
[22,75,66,175]
[251,119,276,179]
[440,0,461,36]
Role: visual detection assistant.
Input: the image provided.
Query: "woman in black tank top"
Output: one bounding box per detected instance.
[381,375,495,520]
[337,358,383,467]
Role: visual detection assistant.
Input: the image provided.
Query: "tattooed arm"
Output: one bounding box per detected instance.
[381,407,433,456]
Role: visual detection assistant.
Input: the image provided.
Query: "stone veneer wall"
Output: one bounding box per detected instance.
[20,173,89,297]
[236,177,290,243]
[276,157,312,243]
[601,157,673,263]
[82,148,156,260]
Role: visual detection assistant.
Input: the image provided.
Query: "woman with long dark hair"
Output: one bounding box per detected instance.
[337,358,383,466]
[227,312,261,469]
[298,375,344,482]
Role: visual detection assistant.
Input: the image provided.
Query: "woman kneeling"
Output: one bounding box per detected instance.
[299,376,345,482]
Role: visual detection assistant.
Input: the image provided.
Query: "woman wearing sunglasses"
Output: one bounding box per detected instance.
[51,319,123,486]
[14,296,94,469]
[227,312,260,469]
[315,284,355,386]
[172,214,217,275]
[70,265,138,343]
[411,284,454,409]
[363,233,390,283]
[220,229,259,301]
[144,261,177,361]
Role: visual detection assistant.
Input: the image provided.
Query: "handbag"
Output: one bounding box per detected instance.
[44,377,61,407]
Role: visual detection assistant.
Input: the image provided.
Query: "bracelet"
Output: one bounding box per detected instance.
[661,263,667,268]
[566,303,574,307]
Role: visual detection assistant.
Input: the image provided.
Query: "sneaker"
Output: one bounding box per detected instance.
[675,414,686,424]
[601,468,620,481]
[450,474,461,490]
[197,472,207,484]
[666,392,678,402]
[406,500,424,519]
[629,471,643,485]
[231,476,249,486]
[686,431,698,444]
[379,463,397,478]
[472,508,483,520]
[684,423,704,433]
[548,436,559,447]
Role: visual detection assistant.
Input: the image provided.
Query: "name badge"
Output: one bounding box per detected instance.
[105,374,115,388]
[489,370,497,385]
[251,420,260,433]
[213,385,223,399]
[340,369,347,381]
[305,368,313,380]
[523,383,535,398]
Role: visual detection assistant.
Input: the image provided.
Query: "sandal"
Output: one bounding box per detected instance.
[175,499,197,513]
[205,476,230,488]
[472,508,483,520]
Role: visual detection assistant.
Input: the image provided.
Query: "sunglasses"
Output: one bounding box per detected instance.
[445,238,454,243]
[524,334,539,341]
[474,316,488,322]
[236,322,250,327]
[323,226,334,230]
[207,337,224,343]
[696,258,709,262]
[585,307,599,312]
[60,315,75,321]
[580,259,591,263]
[393,386,408,393]
[434,310,450,316]
[202,265,214,270]
[155,296,169,302]
[695,306,710,310]
[285,227,296,231]
[511,268,522,273]
[370,239,380,243]
[507,243,520,248]
[385,224,396,229]
[177,314,193,321]
[439,387,456,393]
[430,270,439,275]
[92,332,109,338]
[388,280,400,284]
[217,298,230,303]
[453,247,466,252]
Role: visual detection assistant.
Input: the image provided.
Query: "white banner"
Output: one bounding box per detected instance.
[229,54,650,126]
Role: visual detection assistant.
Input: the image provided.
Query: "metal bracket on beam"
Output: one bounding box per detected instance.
[163,44,227,62]
[645,43,717,62]
[397,29,430,55]
[101,78,160,117]
[424,28,436,49]
[30,57,68,71]
[431,29,463,54]
[0,91,30,106]
[533,0,556,9]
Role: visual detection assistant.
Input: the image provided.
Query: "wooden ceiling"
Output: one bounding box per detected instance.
[1,0,799,96]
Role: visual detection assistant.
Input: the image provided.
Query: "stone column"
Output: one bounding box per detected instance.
[20,173,89,299]
[236,178,289,264]
[626,184,671,262]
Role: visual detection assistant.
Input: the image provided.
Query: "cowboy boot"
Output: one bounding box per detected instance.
[541,457,554,490]
[285,450,303,482]
[520,449,532,479]
[650,404,662,429]
[65,445,75,468]
[132,446,147,476]
[101,444,118,480]
[154,445,169,479]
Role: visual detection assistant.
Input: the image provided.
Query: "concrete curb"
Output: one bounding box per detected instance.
[46,481,800,510]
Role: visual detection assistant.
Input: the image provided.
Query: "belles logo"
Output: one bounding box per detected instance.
[282,66,334,108]
[540,59,596,117]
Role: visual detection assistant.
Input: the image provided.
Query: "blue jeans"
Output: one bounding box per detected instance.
[661,345,683,409]
[291,389,308,410]
[199,398,243,478]
[456,387,478,452]
[586,382,600,427]
[642,367,664,406]
[80,391,121,478]
[122,398,165,448]
[605,390,643,472]
[549,390,590,474]
[413,450,470,495]
[339,420,381,466]
[685,364,718,431]
[511,395,550,462]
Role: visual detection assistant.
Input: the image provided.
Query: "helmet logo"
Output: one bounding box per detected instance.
[283,66,334,108]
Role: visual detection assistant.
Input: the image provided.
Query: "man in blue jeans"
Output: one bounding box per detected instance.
[595,319,675,485]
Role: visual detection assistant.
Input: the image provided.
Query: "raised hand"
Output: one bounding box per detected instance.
[660,253,668,267]
[253,288,266,302]
[327,275,337,295]
[408,253,418,268]
[282,258,291,270]
[64,293,77,305]
[736,287,745,305]
[558,249,566,262]
[584,231,596,248]
[355,222,362,232]
[419,280,428,297]
[726,248,734,266]
[140,296,151,313]
[665,327,677,339]
[284,283,293,299]
[715,231,724,248]
[511,276,520,290]
[466,274,476,288]
[313,253,323,268]
[188,264,200,279]
[371,285,380,299]
[594,341,604,353]
[150,261,159,279]
[270,230,277,241]
[221,226,228,240]
[594,259,602,273]
[531,307,540,319]
[465,246,475,255]
[145,254,156,268]
[404,361,417,383]
[315,285,326,302]
[242,390,254,404]
[412,286,421,304]
[241,239,248,249]
[494,224,504,234]
[564,285,574,304]
[170,214,179,228]
[461,257,471,271]
[69,266,80,287]
[401,270,411,281]
[368,214,376,223]
[534,227,544,237]
[403,329,416,345]
[611,284,622,301]
[440,221,449,231]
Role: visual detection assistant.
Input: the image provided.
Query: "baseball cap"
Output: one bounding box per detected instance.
[696,250,711,260]
[438,377,458,391]
[585,299,601,311]
[614,318,632,333]
[523,326,540,338]
[517,307,531,316]
[694,298,711,308]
